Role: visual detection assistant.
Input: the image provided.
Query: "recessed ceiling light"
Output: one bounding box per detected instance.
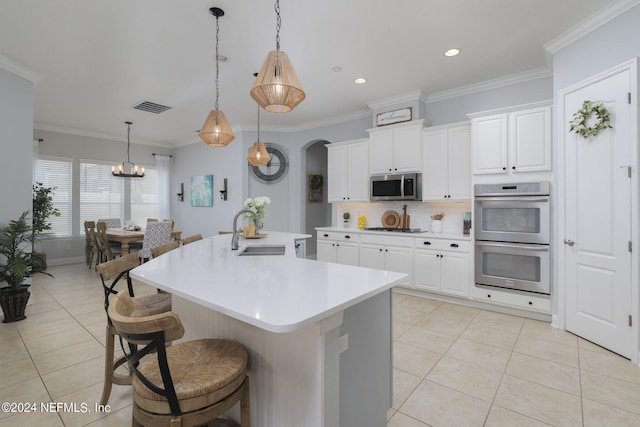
[354,77,367,84]
[332,66,342,72]
[443,48,460,57]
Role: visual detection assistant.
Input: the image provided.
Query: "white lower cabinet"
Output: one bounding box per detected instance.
[414,239,470,297]
[317,231,359,266]
[359,239,413,288]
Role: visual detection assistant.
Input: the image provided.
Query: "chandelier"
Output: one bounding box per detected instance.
[250,0,305,113]
[112,121,144,178]
[199,7,235,147]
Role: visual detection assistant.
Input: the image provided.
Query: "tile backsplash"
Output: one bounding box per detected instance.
[335,201,472,234]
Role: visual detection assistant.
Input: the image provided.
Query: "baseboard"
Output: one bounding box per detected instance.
[46,256,85,266]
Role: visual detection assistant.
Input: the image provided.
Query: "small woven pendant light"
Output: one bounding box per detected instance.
[247,102,271,166]
[199,7,235,147]
[250,0,305,113]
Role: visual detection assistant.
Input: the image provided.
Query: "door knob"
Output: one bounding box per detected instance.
[564,239,575,246]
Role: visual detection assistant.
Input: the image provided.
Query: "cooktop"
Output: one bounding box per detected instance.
[364,227,423,233]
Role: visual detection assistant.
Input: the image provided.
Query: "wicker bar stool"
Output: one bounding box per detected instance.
[150,241,180,258]
[181,234,203,245]
[108,291,251,427]
[97,253,172,406]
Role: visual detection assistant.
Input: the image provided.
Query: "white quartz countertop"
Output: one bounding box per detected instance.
[130,231,406,333]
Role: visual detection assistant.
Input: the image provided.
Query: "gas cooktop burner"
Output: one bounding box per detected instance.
[365,227,423,233]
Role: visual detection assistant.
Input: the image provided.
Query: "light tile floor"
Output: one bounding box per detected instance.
[1,263,640,426]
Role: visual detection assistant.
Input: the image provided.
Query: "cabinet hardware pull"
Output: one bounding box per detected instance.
[450,243,459,248]
[564,239,575,246]
[502,167,506,170]
[528,301,533,305]
[345,235,350,239]
[423,241,431,245]
[487,294,491,298]
[512,166,516,170]
[323,234,329,237]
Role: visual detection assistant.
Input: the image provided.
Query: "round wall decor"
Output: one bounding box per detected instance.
[569,100,613,138]
[249,143,289,184]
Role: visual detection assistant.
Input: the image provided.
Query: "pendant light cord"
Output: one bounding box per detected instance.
[275,0,281,51]
[126,122,131,162]
[257,103,261,141]
[215,13,220,110]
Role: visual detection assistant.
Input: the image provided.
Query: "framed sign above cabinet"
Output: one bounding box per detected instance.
[376,107,412,126]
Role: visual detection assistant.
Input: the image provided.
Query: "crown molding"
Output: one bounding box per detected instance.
[0,54,42,83]
[366,90,427,110]
[425,67,552,104]
[34,123,172,148]
[545,0,640,54]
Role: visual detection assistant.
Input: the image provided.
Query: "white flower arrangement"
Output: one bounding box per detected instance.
[243,196,271,219]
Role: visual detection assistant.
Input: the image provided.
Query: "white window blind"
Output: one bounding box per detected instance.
[130,168,159,226]
[79,161,124,231]
[34,157,72,237]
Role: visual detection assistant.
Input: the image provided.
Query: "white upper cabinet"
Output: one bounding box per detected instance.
[469,102,551,175]
[327,139,369,202]
[368,120,424,174]
[422,123,471,201]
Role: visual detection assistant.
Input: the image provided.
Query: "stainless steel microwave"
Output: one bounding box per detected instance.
[370,173,422,201]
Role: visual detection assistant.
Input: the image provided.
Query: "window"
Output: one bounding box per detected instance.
[131,168,159,226]
[79,161,124,232]
[34,157,73,237]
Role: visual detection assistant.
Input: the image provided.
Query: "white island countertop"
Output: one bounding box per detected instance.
[130,231,406,333]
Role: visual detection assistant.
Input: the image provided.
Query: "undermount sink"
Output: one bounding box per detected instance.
[238,245,286,256]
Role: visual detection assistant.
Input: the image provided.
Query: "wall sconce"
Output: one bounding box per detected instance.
[177,183,184,202]
[219,178,227,200]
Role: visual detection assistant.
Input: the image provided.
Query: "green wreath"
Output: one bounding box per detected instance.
[569,100,613,138]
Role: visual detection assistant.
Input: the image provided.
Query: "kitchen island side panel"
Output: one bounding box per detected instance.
[340,289,392,427]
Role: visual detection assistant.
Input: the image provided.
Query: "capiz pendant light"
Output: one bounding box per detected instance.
[199,7,235,147]
[247,102,271,166]
[250,0,305,113]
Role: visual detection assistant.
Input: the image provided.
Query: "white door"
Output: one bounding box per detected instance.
[564,67,633,358]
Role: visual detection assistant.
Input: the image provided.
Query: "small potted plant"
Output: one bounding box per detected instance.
[0,211,50,322]
[343,212,351,227]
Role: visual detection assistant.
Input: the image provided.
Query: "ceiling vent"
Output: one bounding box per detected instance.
[132,101,172,114]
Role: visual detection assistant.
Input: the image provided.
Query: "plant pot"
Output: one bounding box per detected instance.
[0,286,31,323]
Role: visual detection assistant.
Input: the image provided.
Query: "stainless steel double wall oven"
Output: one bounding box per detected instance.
[474,182,551,295]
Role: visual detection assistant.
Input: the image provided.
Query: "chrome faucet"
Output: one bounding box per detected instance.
[231,208,262,250]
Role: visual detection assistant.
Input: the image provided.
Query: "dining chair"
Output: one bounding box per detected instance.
[162,219,174,231]
[97,254,172,406]
[137,221,173,263]
[107,290,250,427]
[181,234,203,245]
[98,218,122,229]
[149,241,179,258]
[83,221,97,269]
[146,218,158,222]
[96,221,122,263]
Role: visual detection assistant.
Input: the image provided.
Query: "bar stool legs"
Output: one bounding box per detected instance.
[100,324,135,406]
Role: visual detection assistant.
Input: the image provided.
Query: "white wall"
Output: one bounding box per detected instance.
[0,67,33,233]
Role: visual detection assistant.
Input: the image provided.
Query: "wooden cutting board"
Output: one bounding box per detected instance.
[401,205,410,228]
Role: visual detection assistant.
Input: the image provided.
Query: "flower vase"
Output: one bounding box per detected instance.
[243,220,256,237]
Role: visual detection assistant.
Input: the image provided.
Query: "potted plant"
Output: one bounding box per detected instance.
[32,182,60,271]
[343,212,351,226]
[0,211,50,322]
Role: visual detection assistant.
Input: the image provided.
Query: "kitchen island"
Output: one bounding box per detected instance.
[130,231,406,427]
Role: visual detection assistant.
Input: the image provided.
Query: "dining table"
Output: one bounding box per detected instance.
[106,228,182,255]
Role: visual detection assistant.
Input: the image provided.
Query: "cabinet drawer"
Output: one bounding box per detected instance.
[317,231,360,242]
[360,234,413,247]
[472,286,551,313]
[415,238,470,252]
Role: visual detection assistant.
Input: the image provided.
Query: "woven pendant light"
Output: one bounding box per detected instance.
[199,7,235,147]
[247,100,271,166]
[250,0,305,113]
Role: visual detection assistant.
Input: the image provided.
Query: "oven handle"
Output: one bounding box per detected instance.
[475,196,549,202]
[400,175,405,198]
[475,241,549,252]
